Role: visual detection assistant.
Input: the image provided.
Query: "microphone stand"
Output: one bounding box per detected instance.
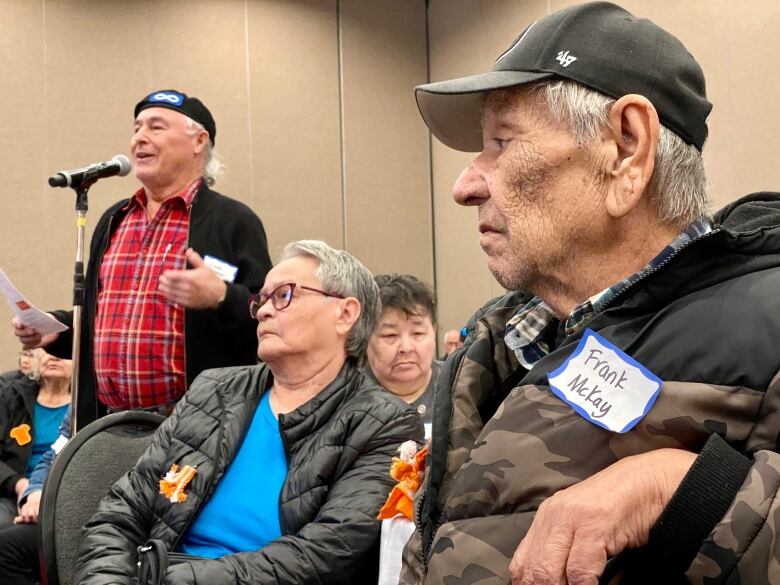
[50,156,130,436]
[67,181,95,436]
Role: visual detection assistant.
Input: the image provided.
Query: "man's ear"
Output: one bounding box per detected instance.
[193,130,209,156]
[335,297,361,337]
[604,94,659,219]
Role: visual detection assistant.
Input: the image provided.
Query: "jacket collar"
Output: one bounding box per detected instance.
[714,192,780,235]
[277,360,360,448]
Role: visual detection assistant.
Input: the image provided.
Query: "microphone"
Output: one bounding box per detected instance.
[49,155,132,188]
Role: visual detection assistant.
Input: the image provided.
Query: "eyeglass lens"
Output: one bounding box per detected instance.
[250,283,296,318]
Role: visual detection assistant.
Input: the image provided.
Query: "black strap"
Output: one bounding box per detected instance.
[137,539,168,585]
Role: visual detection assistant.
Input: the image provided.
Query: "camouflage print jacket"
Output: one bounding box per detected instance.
[400,193,780,585]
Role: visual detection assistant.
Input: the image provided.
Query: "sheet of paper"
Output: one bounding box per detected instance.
[0,268,69,335]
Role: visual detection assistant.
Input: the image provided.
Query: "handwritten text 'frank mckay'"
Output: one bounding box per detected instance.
[566,348,625,418]
[547,329,662,433]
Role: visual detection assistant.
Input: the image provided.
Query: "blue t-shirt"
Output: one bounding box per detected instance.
[179,390,288,558]
[26,402,69,475]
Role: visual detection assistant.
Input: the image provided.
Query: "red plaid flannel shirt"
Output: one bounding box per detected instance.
[93,179,200,410]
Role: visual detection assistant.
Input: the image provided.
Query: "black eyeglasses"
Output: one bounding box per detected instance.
[248,282,344,319]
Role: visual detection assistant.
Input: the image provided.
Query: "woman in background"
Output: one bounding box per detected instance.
[0,350,71,526]
[367,273,441,437]
[0,348,42,390]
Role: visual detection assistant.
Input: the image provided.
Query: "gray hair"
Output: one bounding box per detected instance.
[21,348,42,382]
[521,80,710,226]
[185,118,224,186]
[280,240,380,363]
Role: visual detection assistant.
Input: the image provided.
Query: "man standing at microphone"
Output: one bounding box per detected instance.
[14,90,271,429]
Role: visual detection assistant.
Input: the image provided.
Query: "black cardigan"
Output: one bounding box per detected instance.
[46,181,272,428]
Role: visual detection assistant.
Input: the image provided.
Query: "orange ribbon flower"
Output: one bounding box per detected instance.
[378,441,428,521]
[159,464,197,503]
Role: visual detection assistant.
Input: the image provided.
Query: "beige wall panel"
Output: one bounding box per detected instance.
[340,0,432,280]
[41,0,158,324]
[247,0,342,259]
[429,0,780,343]
[140,0,251,214]
[428,0,548,341]
[0,1,47,370]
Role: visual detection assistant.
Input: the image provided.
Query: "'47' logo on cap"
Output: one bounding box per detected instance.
[148,91,184,106]
[556,50,577,68]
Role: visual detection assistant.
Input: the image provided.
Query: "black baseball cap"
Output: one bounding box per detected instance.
[134,89,217,145]
[415,1,712,152]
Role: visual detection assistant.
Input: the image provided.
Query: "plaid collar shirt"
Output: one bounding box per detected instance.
[505,216,713,369]
[93,179,200,410]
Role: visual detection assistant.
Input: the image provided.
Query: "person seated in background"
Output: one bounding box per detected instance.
[441,328,464,357]
[367,273,440,432]
[0,408,71,585]
[0,349,41,390]
[0,350,70,527]
[73,240,423,585]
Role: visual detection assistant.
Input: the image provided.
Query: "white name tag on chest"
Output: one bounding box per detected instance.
[547,329,662,433]
[203,255,238,283]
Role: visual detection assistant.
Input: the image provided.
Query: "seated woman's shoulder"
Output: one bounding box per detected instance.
[350,371,421,421]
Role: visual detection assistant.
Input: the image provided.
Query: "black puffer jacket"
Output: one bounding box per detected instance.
[74,361,424,585]
[0,375,39,497]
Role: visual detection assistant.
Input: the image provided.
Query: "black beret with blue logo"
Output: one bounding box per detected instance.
[134,89,217,145]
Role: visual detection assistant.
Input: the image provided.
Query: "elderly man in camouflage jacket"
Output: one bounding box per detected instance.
[400,3,780,584]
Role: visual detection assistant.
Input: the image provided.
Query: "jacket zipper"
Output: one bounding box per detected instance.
[170,386,227,552]
[420,496,446,570]
[277,411,291,536]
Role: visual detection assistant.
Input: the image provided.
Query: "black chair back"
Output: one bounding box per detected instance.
[39,410,165,585]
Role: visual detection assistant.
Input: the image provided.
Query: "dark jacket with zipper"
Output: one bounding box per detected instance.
[45,181,271,429]
[73,361,425,585]
[0,376,39,497]
[400,193,780,585]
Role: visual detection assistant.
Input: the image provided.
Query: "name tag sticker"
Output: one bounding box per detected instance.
[51,434,68,455]
[547,329,662,433]
[203,255,238,283]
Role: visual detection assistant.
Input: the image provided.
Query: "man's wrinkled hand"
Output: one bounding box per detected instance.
[509,449,696,585]
[158,248,227,310]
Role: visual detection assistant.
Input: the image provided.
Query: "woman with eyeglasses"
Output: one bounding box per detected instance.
[74,240,424,585]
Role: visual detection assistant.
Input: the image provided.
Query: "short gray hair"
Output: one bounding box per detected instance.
[280,240,380,363]
[185,117,224,186]
[516,80,710,226]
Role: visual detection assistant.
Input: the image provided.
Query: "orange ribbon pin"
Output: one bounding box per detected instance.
[159,464,197,503]
[10,424,32,446]
[378,441,428,521]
